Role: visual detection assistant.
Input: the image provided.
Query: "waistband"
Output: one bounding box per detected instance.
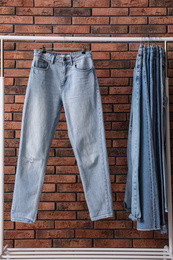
[33,49,93,63]
[138,44,164,54]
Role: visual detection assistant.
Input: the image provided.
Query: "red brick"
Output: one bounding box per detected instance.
[106,130,127,139]
[15,239,52,248]
[54,7,91,16]
[4,221,14,229]
[36,230,74,238]
[94,220,132,229]
[73,17,109,24]
[109,86,132,94]
[42,184,56,192]
[73,0,110,7]
[15,25,52,33]
[92,26,128,34]
[2,0,33,6]
[0,7,15,14]
[112,0,148,7]
[95,60,129,68]
[38,202,55,210]
[111,17,147,24]
[57,183,84,192]
[44,175,76,183]
[111,52,137,60]
[4,166,15,174]
[150,17,173,24]
[133,239,169,248]
[0,24,13,32]
[98,78,129,86]
[54,239,92,247]
[35,17,71,24]
[16,7,53,15]
[116,157,127,165]
[149,0,172,7]
[56,202,87,210]
[114,230,154,238]
[4,230,34,239]
[92,43,128,51]
[47,157,76,165]
[55,220,93,229]
[130,7,166,16]
[102,95,128,103]
[37,211,76,220]
[54,26,90,34]
[35,0,71,7]
[76,230,113,238]
[93,8,128,16]
[56,165,79,173]
[129,25,166,33]
[94,239,132,247]
[16,221,54,229]
[0,16,33,23]
[113,140,127,148]
[40,193,76,201]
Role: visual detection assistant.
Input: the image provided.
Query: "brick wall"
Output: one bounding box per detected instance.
[2,0,172,249]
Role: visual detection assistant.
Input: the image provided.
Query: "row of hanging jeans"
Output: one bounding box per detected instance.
[124,44,168,234]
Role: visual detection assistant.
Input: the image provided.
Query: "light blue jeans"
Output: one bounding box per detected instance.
[124,44,168,234]
[11,49,114,224]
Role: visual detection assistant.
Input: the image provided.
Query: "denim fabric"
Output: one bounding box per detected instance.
[154,45,167,233]
[11,49,114,224]
[124,44,168,234]
[124,45,143,221]
[160,47,168,213]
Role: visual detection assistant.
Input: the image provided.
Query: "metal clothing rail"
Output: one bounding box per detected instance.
[0,35,172,260]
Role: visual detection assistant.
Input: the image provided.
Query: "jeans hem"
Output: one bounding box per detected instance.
[11,216,35,224]
[91,211,114,221]
[137,224,168,234]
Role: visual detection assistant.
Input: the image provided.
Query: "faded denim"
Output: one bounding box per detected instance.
[124,44,168,234]
[11,49,114,224]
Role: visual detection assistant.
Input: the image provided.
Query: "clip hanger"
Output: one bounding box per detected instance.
[148,34,150,47]
[42,45,46,53]
[82,45,86,54]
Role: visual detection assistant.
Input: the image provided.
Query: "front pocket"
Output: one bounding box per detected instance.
[32,56,50,71]
[74,56,94,72]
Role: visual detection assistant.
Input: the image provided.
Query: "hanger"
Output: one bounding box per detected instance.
[40,38,86,54]
[148,34,150,47]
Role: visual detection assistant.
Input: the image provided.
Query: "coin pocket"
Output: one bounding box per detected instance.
[33,56,50,71]
[74,56,94,72]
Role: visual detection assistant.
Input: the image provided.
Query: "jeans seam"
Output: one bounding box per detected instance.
[144,63,156,229]
[97,87,109,213]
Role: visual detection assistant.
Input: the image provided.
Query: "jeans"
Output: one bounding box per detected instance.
[124,45,142,222]
[11,49,114,224]
[124,44,168,234]
[160,47,168,213]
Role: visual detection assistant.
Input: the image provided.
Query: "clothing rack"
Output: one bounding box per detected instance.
[0,35,172,260]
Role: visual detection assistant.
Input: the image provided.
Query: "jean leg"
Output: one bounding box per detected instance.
[137,46,161,231]
[11,56,63,224]
[162,49,169,213]
[62,66,114,221]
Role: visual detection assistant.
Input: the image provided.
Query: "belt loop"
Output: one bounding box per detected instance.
[70,56,73,66]
[51,55,55,64]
